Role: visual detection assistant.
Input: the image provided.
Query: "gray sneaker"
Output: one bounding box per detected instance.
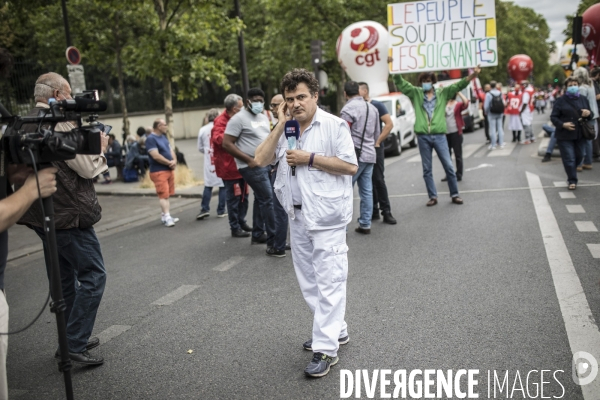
[303,335,349,351]
[304,352,339,378]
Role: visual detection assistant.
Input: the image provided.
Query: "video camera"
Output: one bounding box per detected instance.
[0,90,107,165]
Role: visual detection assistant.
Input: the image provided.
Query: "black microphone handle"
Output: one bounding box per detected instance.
[292,166,296,176]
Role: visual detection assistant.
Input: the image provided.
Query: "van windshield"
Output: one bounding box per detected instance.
[381,100,393,115]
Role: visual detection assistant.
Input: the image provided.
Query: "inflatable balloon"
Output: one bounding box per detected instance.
[337,21,389,97]
[507,55,533,83]
[583,3,600,66]
[447,70,462,79]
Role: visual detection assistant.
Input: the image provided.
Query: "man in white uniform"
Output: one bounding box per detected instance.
[521,81,535,144]
[197,108,226,219]
[255,68,358,378]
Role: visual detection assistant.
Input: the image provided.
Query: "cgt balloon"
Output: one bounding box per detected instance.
[583,3,600,66]
[507,55,533,83]
[337,21,390,97]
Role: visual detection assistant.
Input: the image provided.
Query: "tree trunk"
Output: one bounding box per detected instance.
[114,12,130,142]
[154,0,175,146]
[336,68,347,115]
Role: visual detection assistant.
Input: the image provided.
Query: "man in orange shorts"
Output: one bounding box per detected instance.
[147,118,178,227]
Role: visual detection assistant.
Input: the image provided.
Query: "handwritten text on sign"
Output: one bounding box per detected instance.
[388,0,498,73]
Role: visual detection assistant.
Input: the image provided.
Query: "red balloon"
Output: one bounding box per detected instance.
[507,55,533,83]
[447,70,462,79]
[583,3,600,66]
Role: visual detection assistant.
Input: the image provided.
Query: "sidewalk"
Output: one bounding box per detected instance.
[95,138,206,197]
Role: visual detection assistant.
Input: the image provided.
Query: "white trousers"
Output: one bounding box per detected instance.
[290,209,348,357]
[0,291,8,400]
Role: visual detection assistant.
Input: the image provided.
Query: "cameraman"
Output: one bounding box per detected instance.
[0,166,57,399]
[18,72,109,366]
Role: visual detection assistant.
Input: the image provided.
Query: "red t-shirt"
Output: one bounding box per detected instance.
[505,92,523,115]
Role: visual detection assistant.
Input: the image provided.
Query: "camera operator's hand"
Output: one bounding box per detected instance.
[23,167,58,199]
[101,131,109,154]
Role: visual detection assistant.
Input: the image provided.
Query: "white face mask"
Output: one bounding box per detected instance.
[250,102,264,114]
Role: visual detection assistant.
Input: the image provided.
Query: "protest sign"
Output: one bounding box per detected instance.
[388,0,498,74]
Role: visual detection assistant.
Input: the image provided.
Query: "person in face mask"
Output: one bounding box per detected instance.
[550,77,593,190]
[393,66,481,207]
[223,88,278,254]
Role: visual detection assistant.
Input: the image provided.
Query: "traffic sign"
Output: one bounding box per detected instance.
[67,64,86,94]
[65,46,81,65]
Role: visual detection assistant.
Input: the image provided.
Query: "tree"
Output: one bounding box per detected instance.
[129,0,241,144]
[563,0,600,41]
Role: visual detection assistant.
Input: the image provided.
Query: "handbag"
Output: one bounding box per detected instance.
[564,99,596,140]
[354,101,370,160]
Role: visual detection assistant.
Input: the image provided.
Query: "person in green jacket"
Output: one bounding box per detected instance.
[393,66,481,207]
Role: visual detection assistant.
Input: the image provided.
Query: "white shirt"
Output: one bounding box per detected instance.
[198,122,223,188]
[273,108,357,230]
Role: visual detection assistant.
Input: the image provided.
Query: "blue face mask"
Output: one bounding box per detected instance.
[250,102,264,114]
[422,82,433,91]
[566,86,580,96]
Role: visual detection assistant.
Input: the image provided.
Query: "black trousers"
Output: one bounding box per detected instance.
[446,132,463,179]
[372,146,391,214]
[483,114,490,140]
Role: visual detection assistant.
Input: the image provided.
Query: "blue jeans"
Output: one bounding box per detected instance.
[238,166,276,247]
[544,124,557,154]
[224,178,249,232]
[352,162,374,229]
[557,138,587,184]
[580,139,594,166]
[201,186,226,215]
[488,113,504,147]
[33,226,106,353]
[270,166,289,251]
[417,134,459,199]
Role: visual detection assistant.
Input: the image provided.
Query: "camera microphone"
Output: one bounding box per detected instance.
[284,119,300,176]
[57,98,108,112]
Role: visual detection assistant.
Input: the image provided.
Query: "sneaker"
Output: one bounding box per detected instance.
[266,247,286,257]
[196,210,210,220]
[164,217,175,227]
[488,145,496,150]
[304,352,339,378]
[542,154,551,163]
[303,335,349,351]
[500,143,506,148]
[162,217,179,225]
[217,213,228,218]
[582,164,593,170]
[251,233,268,244]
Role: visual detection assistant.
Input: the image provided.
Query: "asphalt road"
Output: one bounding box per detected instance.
[5,112,600,400]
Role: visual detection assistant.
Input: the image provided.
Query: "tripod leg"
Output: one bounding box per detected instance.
[41,196,75,400]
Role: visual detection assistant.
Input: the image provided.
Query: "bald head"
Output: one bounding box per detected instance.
[270,94,284,114]
[34,72,71,103]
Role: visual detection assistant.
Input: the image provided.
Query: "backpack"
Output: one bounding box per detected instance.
[490,93,505,114]
[122,167,139,183]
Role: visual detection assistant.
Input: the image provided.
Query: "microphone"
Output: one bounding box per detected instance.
[284,120,300,176]
[57,97,108,112]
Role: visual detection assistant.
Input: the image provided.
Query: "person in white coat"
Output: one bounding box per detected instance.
[197,108,227,219]
[255,68,358,378]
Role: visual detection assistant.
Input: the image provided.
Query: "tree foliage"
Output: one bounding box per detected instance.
[563,0,600,41]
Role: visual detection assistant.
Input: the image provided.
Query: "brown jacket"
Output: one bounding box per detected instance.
[17,106,102,229]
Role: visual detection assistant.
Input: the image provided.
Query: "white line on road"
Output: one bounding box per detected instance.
[587,244,600,259]
[462,143,485,159]
[406,153,427,163]
[526,171,600,399]
[151,285,199,305]
[96,325,131,346]
[554,181,568,187]
[567,205,586,213]
[487,142,517,157]
[213,256,245,272]
[576,221,598,232]
[559,192,576,199]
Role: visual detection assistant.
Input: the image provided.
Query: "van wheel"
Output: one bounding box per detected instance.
[409,134,417,148]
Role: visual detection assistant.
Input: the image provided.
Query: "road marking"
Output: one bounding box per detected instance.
[526,171,600,399]
[96,325,131,346]
[487,141,517,157]
[576,221,598,232]
[213,256,245,272]
[559,192,576,199]
[464,163,494,172]
[554,181,568,187]
[151,285,199,305]
[587,244,600,258]
[462,143,484,159]
[567,205,586,213]
[406,153,428,163]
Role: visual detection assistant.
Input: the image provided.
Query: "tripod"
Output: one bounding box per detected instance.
[40,186,75,400]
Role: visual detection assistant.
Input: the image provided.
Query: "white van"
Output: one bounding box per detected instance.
[434,77,484,132]
[372,92,417,157]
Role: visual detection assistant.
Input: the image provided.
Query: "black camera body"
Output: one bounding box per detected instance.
[0,90,107,165]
